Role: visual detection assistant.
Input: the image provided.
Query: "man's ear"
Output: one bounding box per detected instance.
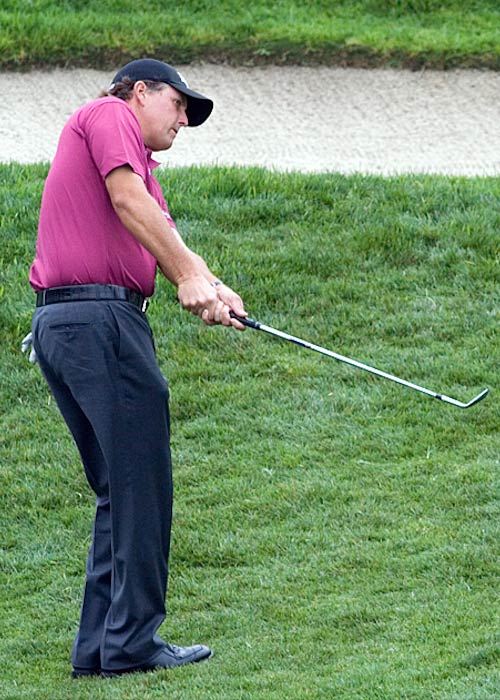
[133,80,148,104]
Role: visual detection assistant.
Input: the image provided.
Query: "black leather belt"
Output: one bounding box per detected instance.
[35,284,149,312]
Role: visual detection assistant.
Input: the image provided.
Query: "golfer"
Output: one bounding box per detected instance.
[29,58,247,678]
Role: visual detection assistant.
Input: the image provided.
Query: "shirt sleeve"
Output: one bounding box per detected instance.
[78,99,148,181]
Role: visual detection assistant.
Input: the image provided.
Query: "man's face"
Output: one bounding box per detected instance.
[140,83,189,151]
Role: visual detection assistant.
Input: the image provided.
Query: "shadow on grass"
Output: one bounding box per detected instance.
[459,643,500,669]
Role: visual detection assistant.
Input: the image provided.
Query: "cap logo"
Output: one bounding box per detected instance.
[176,71,189,88]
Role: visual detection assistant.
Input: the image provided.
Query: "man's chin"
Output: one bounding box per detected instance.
[147,140,174,152]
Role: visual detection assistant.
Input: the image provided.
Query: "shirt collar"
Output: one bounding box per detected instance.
[146,149,161,170]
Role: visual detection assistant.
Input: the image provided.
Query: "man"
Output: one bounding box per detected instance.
[29,58,247,678]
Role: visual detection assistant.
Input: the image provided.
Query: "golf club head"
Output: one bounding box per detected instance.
[462,388,489,408]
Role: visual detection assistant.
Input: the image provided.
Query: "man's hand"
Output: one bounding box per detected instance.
[177,275,220,322]
[214,283,247,331]
[178,278,247,330]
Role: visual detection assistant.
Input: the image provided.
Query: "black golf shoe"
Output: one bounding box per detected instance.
[101,643,213,677]
[72,666,102,679]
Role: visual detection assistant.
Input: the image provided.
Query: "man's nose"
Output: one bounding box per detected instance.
[179,107,189,127]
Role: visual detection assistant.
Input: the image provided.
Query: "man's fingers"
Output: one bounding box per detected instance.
[177,278,247,330]
[201,308,213,325]
[200,300,225,325]
[177,277,218,316]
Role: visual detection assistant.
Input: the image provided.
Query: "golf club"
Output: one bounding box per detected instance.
[230,313,489,409]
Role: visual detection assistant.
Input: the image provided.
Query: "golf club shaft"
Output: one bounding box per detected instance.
[230,313,488,409]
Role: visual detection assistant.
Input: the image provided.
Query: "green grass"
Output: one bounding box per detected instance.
[1,162,499,699]
[0,0,499,70]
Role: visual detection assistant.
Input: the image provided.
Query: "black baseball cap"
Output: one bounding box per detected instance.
[110,58,213,127]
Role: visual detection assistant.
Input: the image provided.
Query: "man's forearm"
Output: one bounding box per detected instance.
[105,166,246,328]
[106,167,207,287]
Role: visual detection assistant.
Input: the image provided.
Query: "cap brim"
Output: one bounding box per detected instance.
[169,81,213,127]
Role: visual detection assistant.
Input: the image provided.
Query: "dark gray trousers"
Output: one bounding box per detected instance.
[32,300,172,671]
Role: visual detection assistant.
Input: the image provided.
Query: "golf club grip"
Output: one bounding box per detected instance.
[229,312,260,329]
